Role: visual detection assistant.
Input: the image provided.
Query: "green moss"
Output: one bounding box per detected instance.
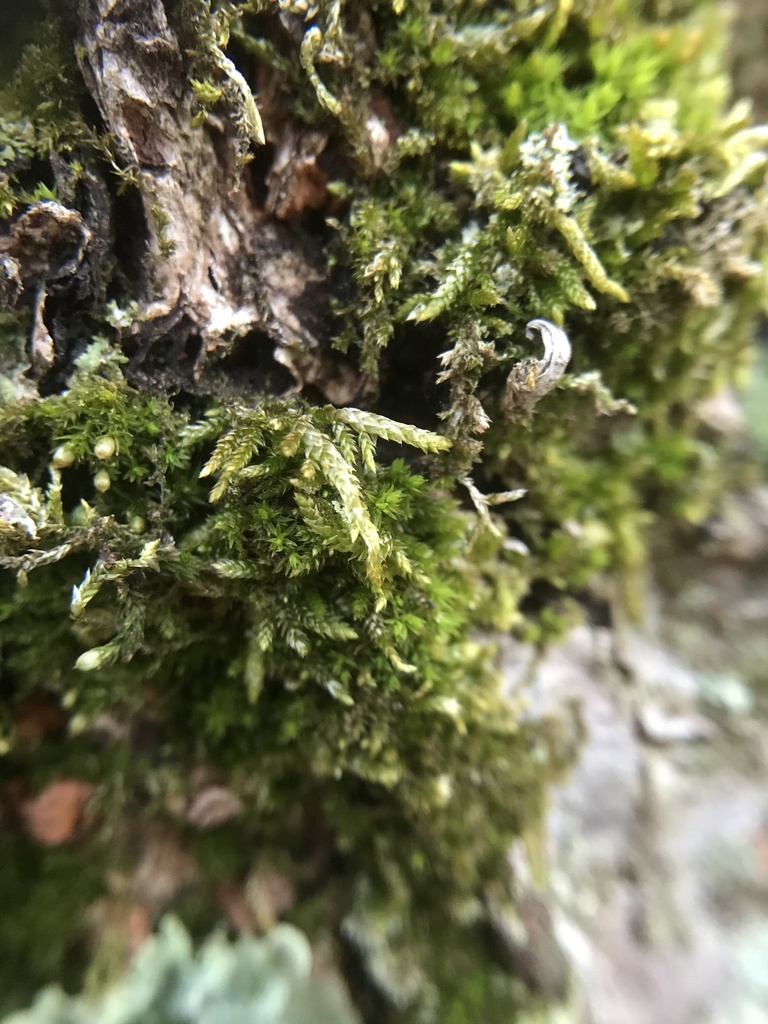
[0,9,96,217]
[313,0,767,626]
[0,834,109,1016]
[0,351,561,906]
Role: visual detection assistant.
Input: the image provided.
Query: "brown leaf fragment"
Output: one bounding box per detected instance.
[21,779,96,846]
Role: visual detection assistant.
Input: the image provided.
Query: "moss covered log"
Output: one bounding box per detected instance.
[0,0,767,1020]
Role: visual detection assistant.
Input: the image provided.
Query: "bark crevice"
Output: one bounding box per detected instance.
[70,0,361,402]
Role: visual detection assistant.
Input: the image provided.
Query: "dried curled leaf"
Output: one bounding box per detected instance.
[503,319,572,416]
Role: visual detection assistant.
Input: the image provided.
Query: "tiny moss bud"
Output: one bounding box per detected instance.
[93,469,111,492]
[75,648,107,672]
[52,445,76,469]
[435,774,453,806]
[129,515,146,533]
[94,436,116,460]
[434,696,461,718]
[68,713,88,734]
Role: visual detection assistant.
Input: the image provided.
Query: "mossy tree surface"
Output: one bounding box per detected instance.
[0,0,766,1020]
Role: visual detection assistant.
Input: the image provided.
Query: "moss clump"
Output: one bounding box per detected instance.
[0,347,565,1016]
[1,0,767,1020]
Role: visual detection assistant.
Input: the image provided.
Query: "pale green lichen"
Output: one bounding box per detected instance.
[2,916,358,1024]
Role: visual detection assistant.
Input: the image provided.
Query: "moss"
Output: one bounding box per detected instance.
[0,0,767,1020]
[0,347,568,1017]
[0,7,97,218]
[0,351,555,875]
[0,834,109,1015]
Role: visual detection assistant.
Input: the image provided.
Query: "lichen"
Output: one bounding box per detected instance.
[2,915,359,1024]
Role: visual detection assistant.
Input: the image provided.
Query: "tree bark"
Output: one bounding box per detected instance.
[73,0,358,401]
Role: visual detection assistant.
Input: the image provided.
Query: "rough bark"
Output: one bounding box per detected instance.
[73,0,358,401]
